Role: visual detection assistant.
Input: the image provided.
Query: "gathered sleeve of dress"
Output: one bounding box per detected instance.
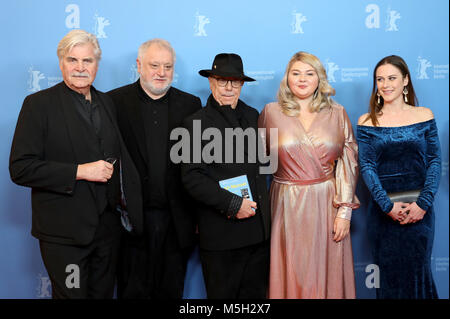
[416,120,441,212]
[333,108,360,220]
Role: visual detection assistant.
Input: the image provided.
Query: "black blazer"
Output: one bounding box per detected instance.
[9,82,143,246]
[107,82,202,249]
[181,96,271,251]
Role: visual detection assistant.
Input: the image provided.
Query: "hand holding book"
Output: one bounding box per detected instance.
[219,175,257,220]
[235,198,257,219]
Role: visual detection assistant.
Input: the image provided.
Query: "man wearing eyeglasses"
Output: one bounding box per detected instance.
[181,53,271,299]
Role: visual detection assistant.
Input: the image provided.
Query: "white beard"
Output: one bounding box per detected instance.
[141,78,171,96]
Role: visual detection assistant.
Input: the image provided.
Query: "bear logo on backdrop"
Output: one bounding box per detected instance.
[194,11,210,37]
[417,57,433,80]
[386,7,401,32]
[291,11,307,34]
[415,57,449,80]
[27,67,45,93]
[326,60,340,83]
[36,274,51,298]
[365,4,401,32]
[27,66,63,93]
[65,4,110,38]
[324,59,368,83]
[94,13,110,39]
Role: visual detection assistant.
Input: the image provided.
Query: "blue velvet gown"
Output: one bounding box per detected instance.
[357,119,441,299]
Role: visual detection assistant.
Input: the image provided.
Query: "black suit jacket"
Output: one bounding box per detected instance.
[181,96,271,251]
[107,82,202,249]
[9,82,143,246]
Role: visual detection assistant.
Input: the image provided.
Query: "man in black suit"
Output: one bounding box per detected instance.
[181,53,271,298]
[9,29,142,299]
[107,39,202,299]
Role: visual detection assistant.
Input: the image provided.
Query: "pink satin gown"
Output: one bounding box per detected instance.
[258,102,359,299]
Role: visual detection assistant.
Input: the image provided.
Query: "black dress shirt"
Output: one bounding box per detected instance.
[66,84,121,212]
[137,83,169,209]
[69,87,101,135]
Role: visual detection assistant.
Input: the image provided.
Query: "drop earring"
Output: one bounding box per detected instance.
[377,92,381,104]
[403,87,408,103]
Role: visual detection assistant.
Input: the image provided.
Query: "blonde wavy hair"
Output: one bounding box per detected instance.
[278,51,335,116]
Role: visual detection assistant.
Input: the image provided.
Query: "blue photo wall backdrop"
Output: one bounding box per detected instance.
[0,0,448,299]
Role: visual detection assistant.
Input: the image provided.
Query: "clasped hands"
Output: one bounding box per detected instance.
[388,202,426,225]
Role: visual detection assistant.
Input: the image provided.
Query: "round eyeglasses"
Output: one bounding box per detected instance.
[214,77,243,88]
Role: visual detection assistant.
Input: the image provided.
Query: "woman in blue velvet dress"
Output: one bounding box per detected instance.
[357,55,441,299]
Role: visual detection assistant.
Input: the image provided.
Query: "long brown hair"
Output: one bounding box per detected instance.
[364,55,418,126]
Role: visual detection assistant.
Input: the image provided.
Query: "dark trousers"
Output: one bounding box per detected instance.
[39,208,122,299]
[200,240,270,299]
[117,208,188,299]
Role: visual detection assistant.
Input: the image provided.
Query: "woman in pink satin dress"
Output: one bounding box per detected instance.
[258,51,359,299]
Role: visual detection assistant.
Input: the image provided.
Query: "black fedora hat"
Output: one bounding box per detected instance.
[199,53,255,82]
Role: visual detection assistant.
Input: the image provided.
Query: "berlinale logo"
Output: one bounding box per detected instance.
[325,59,340,83]
[291,11,307,34]
[194,11,210,37]
[416,56,432,80]
[385,7,401,32]
[28,66,45,93]
[65,4,110,39]
[365,4,401,32]
[36,273,51,298]
[94,13,110,39]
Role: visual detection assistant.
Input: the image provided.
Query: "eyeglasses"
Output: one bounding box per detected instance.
[213,77,243,88]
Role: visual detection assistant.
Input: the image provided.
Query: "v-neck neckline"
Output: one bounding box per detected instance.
[297,110,318,133]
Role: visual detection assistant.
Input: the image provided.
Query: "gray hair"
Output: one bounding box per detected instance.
[137,38,176,63]
[57,29,101,61]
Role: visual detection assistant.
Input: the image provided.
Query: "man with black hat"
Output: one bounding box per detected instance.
[180,53,271,299]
